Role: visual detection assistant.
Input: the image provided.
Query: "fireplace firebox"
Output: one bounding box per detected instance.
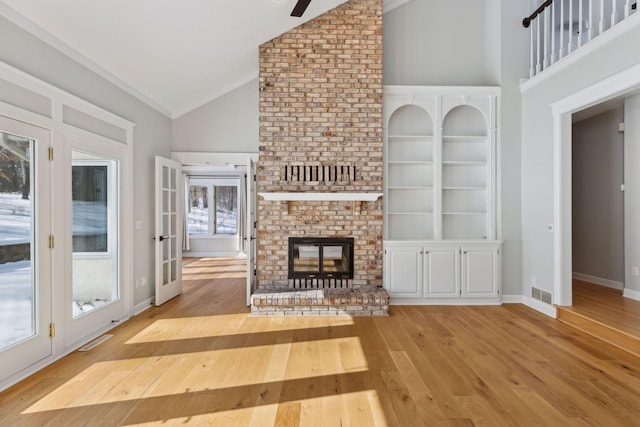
[288,237,354,285]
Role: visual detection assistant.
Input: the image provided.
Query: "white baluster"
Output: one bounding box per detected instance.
[543,7,549,69]
[625,0,630,18]
[579,0,584,47]
[551,1,556,64]
[559,0,565,60]
[530,23,535,77]
[588,0,594,41]
[536,17,542,74]
[568,0,574,53]
[611,0,618,26]
[600,0,605,34]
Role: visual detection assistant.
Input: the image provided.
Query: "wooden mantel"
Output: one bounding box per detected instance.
[258,192,383,202]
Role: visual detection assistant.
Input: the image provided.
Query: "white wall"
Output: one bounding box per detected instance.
[625,93,640,293]
[521,20,640,298]
[172,78,259,153]
[0,15,172,306]
[572,107,624,284]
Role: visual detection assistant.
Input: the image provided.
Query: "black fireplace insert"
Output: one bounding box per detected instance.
[288,237,354,280]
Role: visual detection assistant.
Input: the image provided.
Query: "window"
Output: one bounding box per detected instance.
[187,179,239,236]
[72,162,111,253]
[188,185,209,235]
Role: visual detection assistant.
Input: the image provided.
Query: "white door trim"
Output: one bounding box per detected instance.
[551,62,640,306]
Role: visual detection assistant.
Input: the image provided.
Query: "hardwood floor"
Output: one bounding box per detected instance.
[557,280,640,357]
[570,279,640,338]
[2,258,640,426]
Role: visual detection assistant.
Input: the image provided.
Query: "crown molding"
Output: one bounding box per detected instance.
[383,0,411,14]
[0,3,173,118]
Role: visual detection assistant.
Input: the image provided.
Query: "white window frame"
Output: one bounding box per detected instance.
[71,159,118,258]
[187,178,240,238]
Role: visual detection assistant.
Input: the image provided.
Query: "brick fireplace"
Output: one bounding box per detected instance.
[257,0,383,298]
[256,0,384,295]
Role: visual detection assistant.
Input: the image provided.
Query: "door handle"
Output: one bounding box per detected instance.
[154,235,169,241]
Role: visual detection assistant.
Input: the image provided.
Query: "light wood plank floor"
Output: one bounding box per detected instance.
[2,258,640,426]
[571,279,640,338]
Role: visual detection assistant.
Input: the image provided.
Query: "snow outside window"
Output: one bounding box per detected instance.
[188,180,238,236]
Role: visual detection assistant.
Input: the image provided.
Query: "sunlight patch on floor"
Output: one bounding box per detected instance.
[182,272,246,280]
[126,315,354,344]
[23,337,368,413]
[119,391,386,427]
[298,390,387,427]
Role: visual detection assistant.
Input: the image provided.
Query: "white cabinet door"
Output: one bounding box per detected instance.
[385,245,423,298]
[424,247,460,298]
[461,246,499,298]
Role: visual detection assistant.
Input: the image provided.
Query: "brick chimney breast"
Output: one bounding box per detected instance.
[258,0,383,288]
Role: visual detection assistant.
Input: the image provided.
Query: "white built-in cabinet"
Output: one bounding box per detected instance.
[384,242,500,303]
[383,86,502,304]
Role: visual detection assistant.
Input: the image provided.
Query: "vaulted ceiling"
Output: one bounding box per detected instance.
[0,0,408,118]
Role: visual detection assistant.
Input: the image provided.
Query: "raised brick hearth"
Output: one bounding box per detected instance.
[253,0,386,315]
[251,286,389,316]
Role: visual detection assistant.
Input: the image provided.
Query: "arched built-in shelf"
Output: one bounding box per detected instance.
[442,104,490,240]
[385,104,434,240]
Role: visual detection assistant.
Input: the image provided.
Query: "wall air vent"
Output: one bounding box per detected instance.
[531,286,553,305]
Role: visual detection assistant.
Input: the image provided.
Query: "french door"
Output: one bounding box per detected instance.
[246,158,257,305]
[63,135,128,349]
[155,156,183,306]
[0,116,52,383]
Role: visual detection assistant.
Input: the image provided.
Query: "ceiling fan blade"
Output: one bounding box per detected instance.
[291,0,312,17]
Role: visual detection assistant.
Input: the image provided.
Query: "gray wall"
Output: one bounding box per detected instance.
[572,107,624,284]
[170,0,531,297]
[496,1,530,296]
[0,15,172,306]
[521,23,640,297]
[625,93,640,293]
[171,78,259,153]
[383,0,489,85]
[384,0,529,296]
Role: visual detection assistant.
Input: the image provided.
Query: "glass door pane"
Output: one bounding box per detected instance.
[0,132,35,350]
[71,151,119,318]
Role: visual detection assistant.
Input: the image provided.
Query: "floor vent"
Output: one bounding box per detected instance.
[78,334,113,352]
[531,287,553,305]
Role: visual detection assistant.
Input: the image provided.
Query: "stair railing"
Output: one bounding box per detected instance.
[524,0,637,78]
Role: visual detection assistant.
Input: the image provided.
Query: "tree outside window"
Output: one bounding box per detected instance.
[188,181,238,236]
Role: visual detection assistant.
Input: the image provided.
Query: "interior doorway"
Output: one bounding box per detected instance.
[571,102,625,294]
[552,63,640,308]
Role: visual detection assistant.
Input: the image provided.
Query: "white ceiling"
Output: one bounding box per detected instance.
[0,0,405,119]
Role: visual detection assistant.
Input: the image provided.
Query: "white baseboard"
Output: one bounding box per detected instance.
[522,296,557,319]
[0,315,130,393]
[388,298,502,305]
[0,352,66,393]
[501,295,523,303]
[572,272,623,290]
[623,287,640,302]
[132,297,154,316]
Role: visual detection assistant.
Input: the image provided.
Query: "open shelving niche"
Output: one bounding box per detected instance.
[383,86,498,242]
